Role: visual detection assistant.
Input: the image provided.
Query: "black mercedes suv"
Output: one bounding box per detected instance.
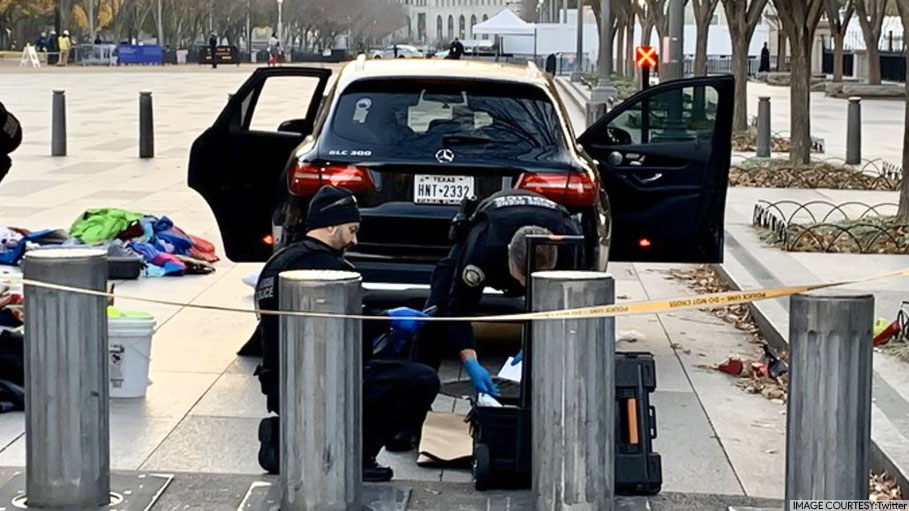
[189,58,733,285]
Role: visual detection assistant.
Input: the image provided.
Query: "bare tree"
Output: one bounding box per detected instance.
[854,0,889,84]
[632,0,664,47]
[613,0,629,78]
[892,0,909,221]
[824,0,854,82]
[625,6,635,76]
[721,0,769,132]
[691,0,721,76]
[773,0,825,164]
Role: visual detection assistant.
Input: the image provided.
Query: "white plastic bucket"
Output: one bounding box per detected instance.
[108,311,155,398]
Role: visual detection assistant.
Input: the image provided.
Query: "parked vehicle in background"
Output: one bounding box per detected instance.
[370,44,424,59]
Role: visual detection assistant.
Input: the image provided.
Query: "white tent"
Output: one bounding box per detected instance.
[472,9,537,56]
[472,9,535,36]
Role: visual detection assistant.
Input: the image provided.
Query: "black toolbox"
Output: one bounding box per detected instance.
[469,351,662,494]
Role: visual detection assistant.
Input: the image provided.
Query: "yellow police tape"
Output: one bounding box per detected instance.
[1,268,908,322]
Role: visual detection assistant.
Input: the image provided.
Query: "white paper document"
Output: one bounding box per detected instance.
[497,357,523,383]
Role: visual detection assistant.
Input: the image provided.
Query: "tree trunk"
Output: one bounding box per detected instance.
[642,18,654,47]
[615,22,625,78]
[833,31,845,82]
[694,21,709,76]
[789,35,813,164]
[625,15,635,76]
[867,44,881,84]
[899,38,909,222]
[776,31,786,71]
[732,33,750,132]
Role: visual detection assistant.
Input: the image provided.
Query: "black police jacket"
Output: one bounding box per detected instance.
[254,236,367,410]
[0,101,22,185]
[430,190,582,353]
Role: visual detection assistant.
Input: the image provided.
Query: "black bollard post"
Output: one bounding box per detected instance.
[139,91,154,159]
[52,90,66,157]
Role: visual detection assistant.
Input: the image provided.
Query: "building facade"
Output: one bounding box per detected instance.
[399,0,518,46]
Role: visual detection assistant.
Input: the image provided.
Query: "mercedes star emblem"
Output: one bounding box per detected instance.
[435,148,455,163]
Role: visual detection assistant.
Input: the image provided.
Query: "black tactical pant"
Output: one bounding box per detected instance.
[262,359,439,459]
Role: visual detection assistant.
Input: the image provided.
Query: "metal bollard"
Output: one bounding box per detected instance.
[23,248,110,508]
[51,89,66,157]
[757,96,771,158]
[279,270,362,511]
[785,293,874,505]
[139,91,154,159]
[533,271,614,511]
[846,96,862,165]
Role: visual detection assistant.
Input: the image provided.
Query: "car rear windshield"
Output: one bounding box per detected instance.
[328,79,568,165]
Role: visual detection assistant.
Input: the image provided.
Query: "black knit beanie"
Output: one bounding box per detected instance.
[305,186,361,231]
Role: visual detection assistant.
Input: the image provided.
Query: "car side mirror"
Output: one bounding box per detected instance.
[277,118,313,136]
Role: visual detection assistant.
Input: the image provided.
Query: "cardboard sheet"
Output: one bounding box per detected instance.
[416,411,473,467]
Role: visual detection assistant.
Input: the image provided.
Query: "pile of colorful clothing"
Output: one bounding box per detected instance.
[69,208,219,277]
[0,227,69,266]
[0,208,220,278]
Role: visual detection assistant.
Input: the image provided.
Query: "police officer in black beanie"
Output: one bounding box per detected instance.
[0,101,22,186]
[254,186,440,482]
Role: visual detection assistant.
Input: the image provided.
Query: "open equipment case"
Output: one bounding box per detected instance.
[467,234,662,494]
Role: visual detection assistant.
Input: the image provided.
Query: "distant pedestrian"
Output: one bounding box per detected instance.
[57,30,71,67]
[393,43,399,58]
[209,32,218,68]
[94,34,102,45]
[268,32,280,67]
[545,53,556,75]
[47,30,57,64]
[759,42,770,73]
[448,37,464,60]
[35,32,47,52]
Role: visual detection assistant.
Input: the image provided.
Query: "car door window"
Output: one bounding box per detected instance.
[245,75,323,132]
[601,85,719,146]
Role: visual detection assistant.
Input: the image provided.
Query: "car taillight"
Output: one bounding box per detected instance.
[515,170,599,208]
[289,162,374,196]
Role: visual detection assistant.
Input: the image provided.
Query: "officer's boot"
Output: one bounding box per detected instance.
[257,416,279,474]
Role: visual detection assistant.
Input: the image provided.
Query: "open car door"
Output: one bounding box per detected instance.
[578,75,734,263]
[188,67,331,262]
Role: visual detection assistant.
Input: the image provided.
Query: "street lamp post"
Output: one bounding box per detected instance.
[277,0,284,50]
[586,0,616,126]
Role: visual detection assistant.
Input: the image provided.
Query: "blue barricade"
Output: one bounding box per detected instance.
[118,45,164,65]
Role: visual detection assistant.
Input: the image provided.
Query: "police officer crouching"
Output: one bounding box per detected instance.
[255,186,440,482]
[396,189,581,448]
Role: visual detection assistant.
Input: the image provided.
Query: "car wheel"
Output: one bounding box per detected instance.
[473,443,491,491]
[397,55,406,59]
[373,55,382,59]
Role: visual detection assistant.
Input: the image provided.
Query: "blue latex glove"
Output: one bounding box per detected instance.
[463,358,498,396]
[511,350,523,366]
[386,307,428,334]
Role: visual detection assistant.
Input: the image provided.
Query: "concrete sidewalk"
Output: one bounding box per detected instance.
[721,186,909,491]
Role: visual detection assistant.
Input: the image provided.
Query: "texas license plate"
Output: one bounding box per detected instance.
[414,175,474,205]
